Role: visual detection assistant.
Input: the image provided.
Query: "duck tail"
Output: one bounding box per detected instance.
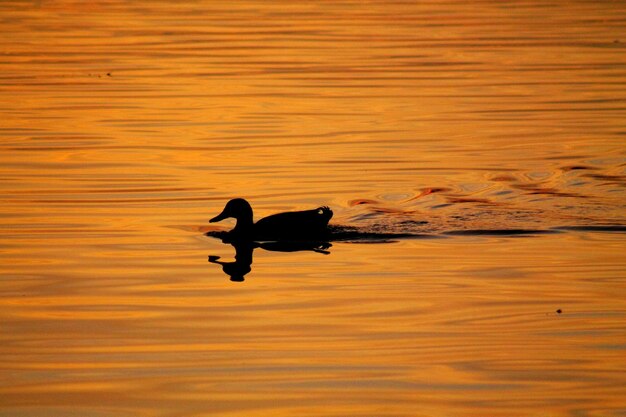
[317,206,333,222]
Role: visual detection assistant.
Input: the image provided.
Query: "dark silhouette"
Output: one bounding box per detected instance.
[209,198,333,241]
[208,239,331,282]
[208,240,255,282]
[206,198,422,282]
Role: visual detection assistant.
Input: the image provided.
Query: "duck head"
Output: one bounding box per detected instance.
[210,198,254,232]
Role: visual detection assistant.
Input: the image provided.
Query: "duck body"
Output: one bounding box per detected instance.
[209,198,333,241]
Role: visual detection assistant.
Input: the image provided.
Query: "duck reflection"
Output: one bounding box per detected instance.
[208,233,331,282]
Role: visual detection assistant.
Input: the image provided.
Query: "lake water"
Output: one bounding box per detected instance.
[1,1,625,416]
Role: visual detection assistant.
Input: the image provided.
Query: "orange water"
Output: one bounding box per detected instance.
[1,1,625,416]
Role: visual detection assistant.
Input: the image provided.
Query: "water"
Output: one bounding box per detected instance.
[1,1,625,416]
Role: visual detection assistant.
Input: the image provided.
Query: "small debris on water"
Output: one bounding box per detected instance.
[87,72,112,78]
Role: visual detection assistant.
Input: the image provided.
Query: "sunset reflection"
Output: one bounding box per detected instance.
[1,1,625,416]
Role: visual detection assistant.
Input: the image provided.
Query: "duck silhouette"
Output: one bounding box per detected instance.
[209,198,333,241]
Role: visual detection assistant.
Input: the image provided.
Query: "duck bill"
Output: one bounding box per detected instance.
[209,210,228,223]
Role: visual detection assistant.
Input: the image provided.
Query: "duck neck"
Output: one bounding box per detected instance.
[233,213,254,234]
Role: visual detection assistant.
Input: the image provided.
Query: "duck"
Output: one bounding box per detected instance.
[209,198,333,241]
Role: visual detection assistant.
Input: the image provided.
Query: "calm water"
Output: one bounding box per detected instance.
[1,1,625,416]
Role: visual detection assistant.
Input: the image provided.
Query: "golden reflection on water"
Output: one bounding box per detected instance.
[1,1,625,416]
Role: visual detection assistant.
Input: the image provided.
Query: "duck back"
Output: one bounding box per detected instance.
[253,206,333,240]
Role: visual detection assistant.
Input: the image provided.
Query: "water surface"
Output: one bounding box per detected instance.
[1,1,625,416]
